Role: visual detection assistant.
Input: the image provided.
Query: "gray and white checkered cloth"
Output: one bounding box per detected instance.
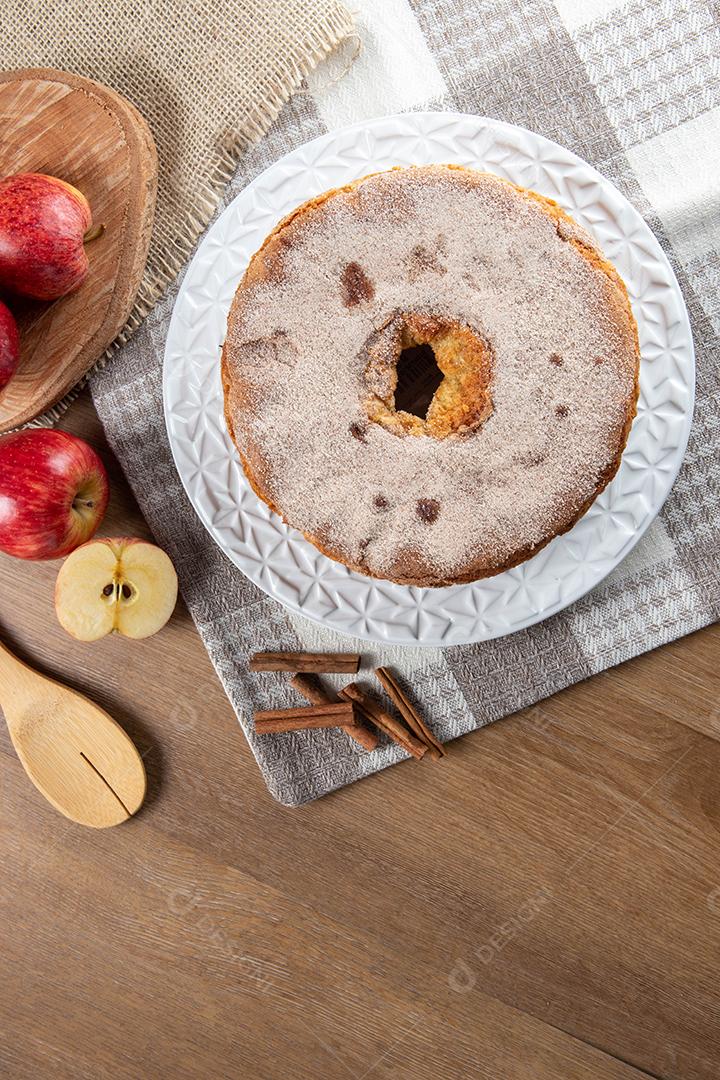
[92,0,720,804]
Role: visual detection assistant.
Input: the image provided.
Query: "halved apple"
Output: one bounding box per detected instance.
[55,538,178,641]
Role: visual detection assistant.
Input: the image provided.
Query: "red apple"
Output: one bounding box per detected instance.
[0,299,20,391]
[0,429,109,560]
[0,173,99,301]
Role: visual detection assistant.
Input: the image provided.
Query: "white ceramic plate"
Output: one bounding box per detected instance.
[163,111,694,647]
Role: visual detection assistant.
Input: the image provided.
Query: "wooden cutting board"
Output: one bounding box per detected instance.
[0,68,157,431]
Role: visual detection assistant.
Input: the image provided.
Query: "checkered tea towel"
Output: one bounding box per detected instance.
[92,0,720,804]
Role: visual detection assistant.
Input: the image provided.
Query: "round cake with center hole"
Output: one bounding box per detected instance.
[221,164,639,587]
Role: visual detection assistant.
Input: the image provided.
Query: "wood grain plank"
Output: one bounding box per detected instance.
[0,758,651,1080]
[0,393,718,1079]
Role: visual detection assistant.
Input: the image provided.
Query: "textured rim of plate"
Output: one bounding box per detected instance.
[163,111,695,647]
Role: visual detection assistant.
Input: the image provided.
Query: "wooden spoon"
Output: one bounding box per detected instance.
[0,639,145,827]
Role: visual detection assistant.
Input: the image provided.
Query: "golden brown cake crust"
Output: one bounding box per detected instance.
[222,165,639,587]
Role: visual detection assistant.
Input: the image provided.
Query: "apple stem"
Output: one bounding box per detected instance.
[83,223,106,244]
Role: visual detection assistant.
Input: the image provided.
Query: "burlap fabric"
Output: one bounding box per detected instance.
[0,0,354,416]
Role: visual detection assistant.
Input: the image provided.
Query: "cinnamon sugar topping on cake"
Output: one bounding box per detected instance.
[222,165,639,586]
[349,420,368,442]
[416,499,440,524]
[341,261,375,307]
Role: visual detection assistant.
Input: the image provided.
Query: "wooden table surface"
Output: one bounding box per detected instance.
[1,391,719,1080]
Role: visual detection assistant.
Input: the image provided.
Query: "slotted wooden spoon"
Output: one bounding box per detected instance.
[0,639,145,827]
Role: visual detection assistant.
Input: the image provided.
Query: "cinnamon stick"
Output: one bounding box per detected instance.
[375,667,445,760]
[338,683,428,760]
[291,673,379,752]
[249,651,360,673]
[254,702,354,734]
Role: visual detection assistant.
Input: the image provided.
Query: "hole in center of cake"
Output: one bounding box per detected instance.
[394,342,444,419]
[363,312,495,439]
